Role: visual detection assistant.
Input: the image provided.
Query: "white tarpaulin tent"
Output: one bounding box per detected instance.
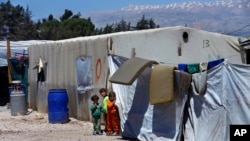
[109,56,250,141]
[27,26,249,140]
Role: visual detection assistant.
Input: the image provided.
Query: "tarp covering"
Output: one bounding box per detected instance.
[0,40,50,67]
[184,61,250,141]
[109,54,250,141]
[109,55,188,141]
[28,26,247,125]
[76,56,93,94]
[110,26,244,64]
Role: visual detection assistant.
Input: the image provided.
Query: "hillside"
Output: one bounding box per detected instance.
[82,0,250,37]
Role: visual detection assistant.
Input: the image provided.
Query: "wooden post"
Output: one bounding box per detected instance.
[7,39,12,84]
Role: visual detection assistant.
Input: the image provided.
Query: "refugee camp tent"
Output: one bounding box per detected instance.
[0,40,50,105]
[28,26,248,141]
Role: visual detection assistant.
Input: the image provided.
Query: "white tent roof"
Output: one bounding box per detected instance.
[0,40,51,67]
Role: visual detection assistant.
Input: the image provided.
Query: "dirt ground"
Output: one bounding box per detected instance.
[0,105,129,141]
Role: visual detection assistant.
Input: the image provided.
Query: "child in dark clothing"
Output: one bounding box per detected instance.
[89,95,102,135]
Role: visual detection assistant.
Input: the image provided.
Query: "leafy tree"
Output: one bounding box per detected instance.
[39,19,60,40]
[72,12,81,19]
[58,18,95,39]
[0,0,39,40]
[48,14,54,21]
[60,9,73,21]
[103,24,114,34]
[114,19,131,32]
[135,15,159,30]
[39,11,95,40]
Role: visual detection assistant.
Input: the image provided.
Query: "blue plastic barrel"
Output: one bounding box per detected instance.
[48,89,69,123]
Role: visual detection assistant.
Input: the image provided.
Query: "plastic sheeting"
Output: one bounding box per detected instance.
[76,56,93,94]
[109,55,188,141]
[184,61,250,141]
[0,40,50,67]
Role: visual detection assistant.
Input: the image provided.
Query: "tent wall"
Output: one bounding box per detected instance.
[109,26,244,64]
[28,38,108,120]
[28,26,244,121]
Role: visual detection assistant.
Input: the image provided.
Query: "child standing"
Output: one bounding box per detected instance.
[99,88,109,131]
[89,95,102,135]
[106,91,120,136]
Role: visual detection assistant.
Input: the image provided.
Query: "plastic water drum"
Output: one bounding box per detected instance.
[10,91,27,116]
[48,89,69,123]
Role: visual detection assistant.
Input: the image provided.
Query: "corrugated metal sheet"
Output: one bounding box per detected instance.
[28,38,108,120]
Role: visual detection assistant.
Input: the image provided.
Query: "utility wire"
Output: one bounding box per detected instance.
[225,24,250,35]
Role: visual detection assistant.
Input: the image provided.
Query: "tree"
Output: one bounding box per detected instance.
[135,15,160,30]
[39,11,95,40]
[0,0,39,40]
[48,14,54,21]
[114,19,131,32]
[58,18,95,39]
[60,9,73,21]
[39,19,60,40]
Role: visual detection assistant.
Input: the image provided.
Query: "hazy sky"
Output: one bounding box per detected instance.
[3,0,212,20]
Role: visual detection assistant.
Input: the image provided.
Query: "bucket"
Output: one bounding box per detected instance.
[48,89,69,123]
[10,91,27,116]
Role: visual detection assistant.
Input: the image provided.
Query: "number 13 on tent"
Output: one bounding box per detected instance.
[95,58,102,81]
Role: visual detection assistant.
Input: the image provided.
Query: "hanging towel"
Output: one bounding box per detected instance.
[200,62,208,72]
[178,63,188,72]
[38,58,43,73]
[192,71,207,95]
[187,63,200,74]
[150,65,176,104]
[208,58,224,70]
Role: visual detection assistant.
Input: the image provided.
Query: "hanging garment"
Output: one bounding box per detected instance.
[37,68,45,82]
[200,62,208,72]
[38,58,43,73]
[207,58,224,70]
[37,58,45,82]
[179,70,192,92]
[187,63,200,74]
[178,63,188,72]
[191,71,207,95]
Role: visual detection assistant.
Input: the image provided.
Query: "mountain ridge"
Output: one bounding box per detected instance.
[82,0,250,37]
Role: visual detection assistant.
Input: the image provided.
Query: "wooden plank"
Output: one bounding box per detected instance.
[7,39,12,84]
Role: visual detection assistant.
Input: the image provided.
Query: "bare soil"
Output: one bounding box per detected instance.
[0,105,128,141]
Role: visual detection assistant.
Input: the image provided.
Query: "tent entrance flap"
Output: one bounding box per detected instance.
[109,57,158,85]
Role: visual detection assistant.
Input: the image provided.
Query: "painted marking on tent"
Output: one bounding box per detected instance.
[203,39,210,48]
[96,58,102,81]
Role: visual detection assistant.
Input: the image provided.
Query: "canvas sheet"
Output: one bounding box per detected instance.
[184,61,250,141]
[0,40,50,67]
[109,55,188,141]
[76,56,93,94]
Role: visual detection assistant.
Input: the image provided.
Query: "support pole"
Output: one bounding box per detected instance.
[7,39,12,84]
